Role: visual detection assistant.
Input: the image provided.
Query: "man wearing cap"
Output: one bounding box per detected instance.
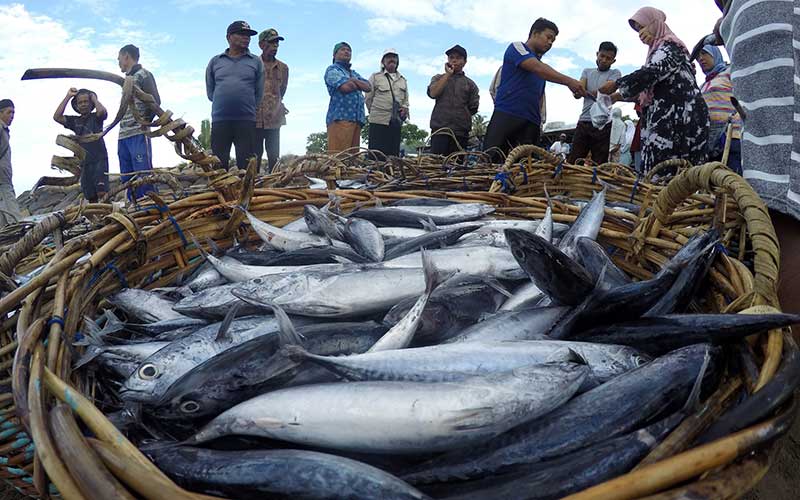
[117,44,160,201]
[483,18,587,161]
[206,20,265,170]
[366,49,409,157]
[0,99,22,227]
[325,42,371,154]
[255,28,288,173]
[427,44,480,155]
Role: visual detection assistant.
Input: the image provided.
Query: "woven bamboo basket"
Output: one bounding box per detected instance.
[0,160,794,499]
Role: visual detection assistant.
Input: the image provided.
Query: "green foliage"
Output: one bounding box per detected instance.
[471,114,488,139]
[198,119,211,150]
[306,131,328,154]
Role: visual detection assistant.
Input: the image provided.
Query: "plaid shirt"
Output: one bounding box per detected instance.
[256,57,289,129]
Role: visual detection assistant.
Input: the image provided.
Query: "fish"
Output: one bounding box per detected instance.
[444,307,568,344]
[245,210,332,251]
[107,289,188,323]
[284,339,648,390]
[304,204,345,241]
[344,218,385,262]
[74,340,170,379]
[147,447,430,500]
[402,344,714,484]
[187,362,589,455]
[574,237,631,290]
[383,226,480,261]
[351,204,494,228]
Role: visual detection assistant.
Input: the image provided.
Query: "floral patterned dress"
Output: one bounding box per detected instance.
[617,41,710,173]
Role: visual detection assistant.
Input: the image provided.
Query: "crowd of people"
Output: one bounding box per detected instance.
[0,4,795,259]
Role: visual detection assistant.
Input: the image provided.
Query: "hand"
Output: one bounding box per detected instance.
[598,81,617,95]
[567,79,586,98]
[610,92,623,104]
[399,107,408,119]
[66,87,78,98]
[639,28,654,46]
[444,63,454,76]
[90,92,99,103]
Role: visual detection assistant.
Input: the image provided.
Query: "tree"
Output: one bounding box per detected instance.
[471,114,488,139]
[306,131,328,154]
[198,119,211,150]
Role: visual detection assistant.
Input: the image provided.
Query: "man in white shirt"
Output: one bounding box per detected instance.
[550,133,570,159]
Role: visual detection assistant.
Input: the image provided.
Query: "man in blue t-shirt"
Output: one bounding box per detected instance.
[484,18,586,161]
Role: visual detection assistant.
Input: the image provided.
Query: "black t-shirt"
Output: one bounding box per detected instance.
[64,113,108,162]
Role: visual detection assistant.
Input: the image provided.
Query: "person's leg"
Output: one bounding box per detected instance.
[327,121,351,154]
[0,182,22,226]
[232,121,256,170]
[567,122,592,163]
[80,160,98,203]
[130,134,156,199]
[97,156,109,200]
[265,129,280,172]
[349,123,362,151]
[515,122,541,149]
[430,135,450,155]
[484,110,525,161]
[727,138,742,175]
[591,123,612,164]
[388,124,402,157]
[453,136,469,155]
[253,128,266,171]
[368,122,388,156]
[211,120,234,170]
[117,137,136,201]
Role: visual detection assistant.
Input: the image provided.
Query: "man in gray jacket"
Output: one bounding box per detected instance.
[206,20,265,170]
[0,99,22,227]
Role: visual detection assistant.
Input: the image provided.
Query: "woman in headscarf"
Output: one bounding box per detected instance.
[608,107,626,163]
[599,7,709,175]
[365,49,409,157]
[695,45,742,174]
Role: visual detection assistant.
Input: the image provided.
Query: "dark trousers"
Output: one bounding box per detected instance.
[211,120,255,170]
[431,134,468,156]
[80,157,109,202]
[483,110,541,162]
[255,128,281,173]
[568,121,612,164]
[368,122,402,157]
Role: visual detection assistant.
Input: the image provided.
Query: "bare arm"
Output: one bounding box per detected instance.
[53,88,77,125]
[519,58,585,96]
[92,93,108,120]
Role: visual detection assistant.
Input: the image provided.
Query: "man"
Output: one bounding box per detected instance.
[53,88,110,203]
[427,45,480,156]
[567,41,621,164]
[325,42,371,154]
[0,99,22,227]
[483,18,587,161]
[206,20,265,170]
[255,28,288,173]
[117,44,160,201]
[550,133,570,159]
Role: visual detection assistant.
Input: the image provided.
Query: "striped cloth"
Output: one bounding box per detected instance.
[700,69,743,141]
[720,0,799,219]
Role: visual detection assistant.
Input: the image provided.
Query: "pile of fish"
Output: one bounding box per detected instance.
[75,192,800,500]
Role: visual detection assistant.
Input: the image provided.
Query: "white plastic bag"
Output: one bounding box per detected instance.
[590,93,613,129]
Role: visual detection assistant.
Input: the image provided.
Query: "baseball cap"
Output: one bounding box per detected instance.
[445,44,467,59]
[259,28,284,43]
[227,21,257,36]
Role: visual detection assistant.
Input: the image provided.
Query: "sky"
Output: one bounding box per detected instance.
[0,1,724,193]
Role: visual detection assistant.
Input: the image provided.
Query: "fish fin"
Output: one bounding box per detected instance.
[421,248,453,295]
[444,407,496,431]
[683,346,712,413]
[482,277,513,298]
[331,255,353,264]
[279,344,311,363]
[73,346,103,370]
[214,302,244,342]
[420,217,438,232]
[565,348,589,366]
[206,237,223,257]
[188,232,210,261]
[230,290,306,345]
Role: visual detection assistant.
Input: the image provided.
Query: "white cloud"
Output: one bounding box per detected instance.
[366,18,410,39]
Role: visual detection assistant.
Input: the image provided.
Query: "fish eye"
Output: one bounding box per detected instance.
[180,400,201,414]
[512,248,525,261]
[138,364,159,380]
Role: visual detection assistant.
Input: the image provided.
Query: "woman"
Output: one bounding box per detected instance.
[365,49,409,157]
[608,108,626,163]
[599,7,709,175]
[696,45,742,174]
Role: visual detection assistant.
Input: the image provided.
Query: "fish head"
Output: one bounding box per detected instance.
[120,361,167,402]
[504,229,538,271]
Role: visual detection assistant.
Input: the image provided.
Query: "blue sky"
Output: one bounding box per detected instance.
[0,1,723,192]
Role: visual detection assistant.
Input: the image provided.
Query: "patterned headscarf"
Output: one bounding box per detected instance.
[629,7,688,107]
